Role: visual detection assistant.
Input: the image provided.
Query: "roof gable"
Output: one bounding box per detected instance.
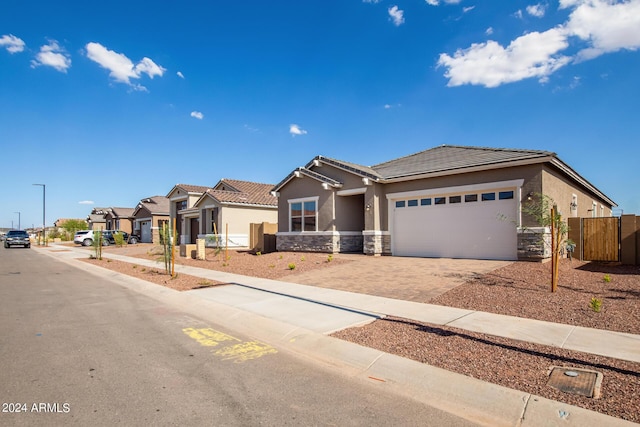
[195,179,277,208]
[166,183,211,199]
[133,196,170,216]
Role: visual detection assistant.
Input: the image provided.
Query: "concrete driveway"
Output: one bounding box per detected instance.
[284,254,511,303]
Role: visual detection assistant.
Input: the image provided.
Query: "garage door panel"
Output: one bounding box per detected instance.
[393,197,517,260]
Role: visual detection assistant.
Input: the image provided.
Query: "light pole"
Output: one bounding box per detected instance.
[33,184,46,246]
[14,212,21,230]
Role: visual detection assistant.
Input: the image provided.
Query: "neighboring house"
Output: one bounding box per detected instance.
[271,145,616,261]
[131,196,170,243]
[104,207,135,234]
[167,184,211,244]
[86,208,109,230]
[192,179,277,248]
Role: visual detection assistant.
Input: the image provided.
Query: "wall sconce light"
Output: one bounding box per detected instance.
[366,204,371,211]
[570,202,578,210]
[526,192,534,201]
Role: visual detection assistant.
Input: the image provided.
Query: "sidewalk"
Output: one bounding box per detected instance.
[37,245,639,426]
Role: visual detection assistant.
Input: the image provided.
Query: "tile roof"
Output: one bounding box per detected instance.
[137,196,170,215]
[109,207,135,217]
[175,183,211,193]
[371,145,554,179]
[206,179,277,207]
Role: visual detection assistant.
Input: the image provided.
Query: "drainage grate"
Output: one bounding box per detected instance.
[547,366,602,398]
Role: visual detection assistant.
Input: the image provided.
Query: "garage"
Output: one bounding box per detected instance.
[391,188,518,260]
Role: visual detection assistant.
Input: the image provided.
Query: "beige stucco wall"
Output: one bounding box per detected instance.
[220,205,278,235]
[541,165,613,218]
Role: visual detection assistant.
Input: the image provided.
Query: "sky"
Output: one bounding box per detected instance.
[1,0,639,229]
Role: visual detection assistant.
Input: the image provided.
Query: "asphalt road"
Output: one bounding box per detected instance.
[0,246,476,426]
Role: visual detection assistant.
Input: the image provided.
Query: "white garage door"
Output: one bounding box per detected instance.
[392,190,517,260]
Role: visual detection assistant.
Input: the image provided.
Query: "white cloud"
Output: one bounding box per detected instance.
[425,0,439,5]
[486,27,494,35]
[514,9,524,19]
[30,40,71,72]
[190,111,204,120]
[388,6,405,26]
[85,42,166,90]
[177,71,184,79]
[0,34,25,53]
[438,28,571,87]
[362,0,381,3]
[438,0,640,87]
[527,3,547,17]
[565,0,640,61]
[289,124,307,136]
[463,6,475,13]
[78,200,94,205]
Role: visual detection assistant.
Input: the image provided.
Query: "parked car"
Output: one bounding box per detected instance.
[4,230,31,248]
[73,230,90,245]
[76,230,138,246]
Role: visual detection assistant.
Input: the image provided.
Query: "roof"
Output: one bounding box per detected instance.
[134,196,170,216]
[371,145,553,179]
[272,145,615,206]
[167,183,211,199]
[108,207,135,218]
[198,179,277,207]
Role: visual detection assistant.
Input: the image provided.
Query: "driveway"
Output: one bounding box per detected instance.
[284,255,511,303]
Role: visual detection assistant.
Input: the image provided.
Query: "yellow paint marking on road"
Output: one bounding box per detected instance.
[182,328,241,347]
[214,341,278,363]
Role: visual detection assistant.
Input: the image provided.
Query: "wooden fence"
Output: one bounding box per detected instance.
[568,214,639,265]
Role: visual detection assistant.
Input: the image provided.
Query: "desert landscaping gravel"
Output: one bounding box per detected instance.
[77,244,640,422]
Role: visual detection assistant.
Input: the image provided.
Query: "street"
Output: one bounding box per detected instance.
[0,246,475,426]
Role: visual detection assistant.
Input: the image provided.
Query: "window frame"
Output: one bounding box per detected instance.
[288,197,319,232]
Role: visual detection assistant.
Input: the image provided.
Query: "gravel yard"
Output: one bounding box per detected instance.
[76,244,640,422]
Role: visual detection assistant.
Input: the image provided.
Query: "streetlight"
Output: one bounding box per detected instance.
[14,211,21,230]
[33,184,46,246]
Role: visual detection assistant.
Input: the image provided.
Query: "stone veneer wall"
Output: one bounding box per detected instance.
[517,228,551,260]
[363,234,391,256]
[276,233,363,253]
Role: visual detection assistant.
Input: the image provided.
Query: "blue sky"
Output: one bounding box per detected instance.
[1,0,639,229]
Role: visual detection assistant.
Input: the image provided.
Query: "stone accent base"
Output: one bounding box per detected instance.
[517,228,551,261]
[276,232,363,253]
[363,233,391,256]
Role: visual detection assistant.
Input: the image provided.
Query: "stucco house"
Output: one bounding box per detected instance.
[167,184,211,245]
[271,145,616,261]
[167,179,277,248]
[86,207,109,230]
[131,196,170,243]
[104,207,134,234]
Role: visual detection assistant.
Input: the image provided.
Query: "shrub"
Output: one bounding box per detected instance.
[603,274,612,283]
[288,263,296,270]
[589,297,603,313]
[327,254,333,262]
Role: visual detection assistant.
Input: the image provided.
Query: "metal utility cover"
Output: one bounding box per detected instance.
[547,366,602,398]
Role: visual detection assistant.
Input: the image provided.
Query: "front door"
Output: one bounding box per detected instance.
[190,217,199,244]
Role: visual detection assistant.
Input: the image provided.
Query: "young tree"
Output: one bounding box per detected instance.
[62,219,89,240]
[522,194,569,292]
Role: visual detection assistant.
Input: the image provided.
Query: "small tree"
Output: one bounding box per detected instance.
[158,222,175,276]
[522,194,569,292]
[62,219,89,240]
[92,229,103,260]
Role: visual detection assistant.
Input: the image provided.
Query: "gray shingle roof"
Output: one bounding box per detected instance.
[137,196,170,215]
[371,145,553,179]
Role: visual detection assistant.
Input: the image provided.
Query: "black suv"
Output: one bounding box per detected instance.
[4,230,31,248]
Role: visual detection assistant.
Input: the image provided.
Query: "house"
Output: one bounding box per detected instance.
[86,207,109,230]
[131,196,170,243]
[167,184,211,245]
[271,145,616,261]
[192,179,277,248]
[103,207,135,234]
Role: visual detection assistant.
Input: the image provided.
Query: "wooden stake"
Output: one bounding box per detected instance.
[172,218,176,277]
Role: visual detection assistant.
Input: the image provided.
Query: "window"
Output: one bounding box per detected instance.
[395,200,406,208]
[481,192,496,201]
[177,200,187,211]
[449,195,461,204]
[408,199,418,207]
[420,198,431,206]
[290,199,317,231]
[434,197,446,205]
[465,194,478,202]
[498,191,514,200]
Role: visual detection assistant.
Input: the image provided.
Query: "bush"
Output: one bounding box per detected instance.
[288,263,296,270]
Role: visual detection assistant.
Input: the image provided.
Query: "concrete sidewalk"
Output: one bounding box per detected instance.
[38,245,639,426]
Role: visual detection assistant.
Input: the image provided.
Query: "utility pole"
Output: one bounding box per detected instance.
[14,212,21,230]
